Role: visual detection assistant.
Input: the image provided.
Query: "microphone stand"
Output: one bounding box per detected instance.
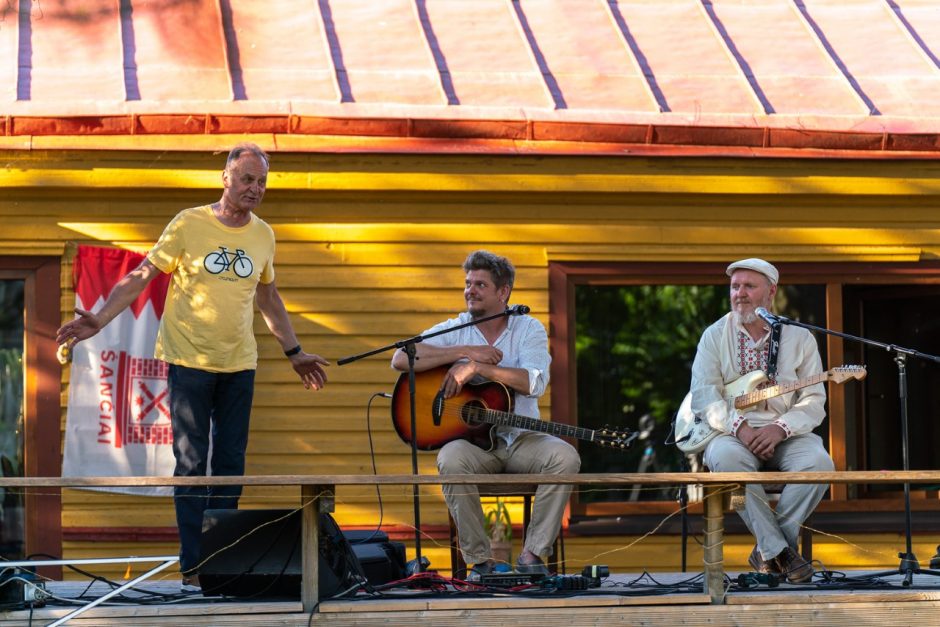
[760,310,940,585]
[337,306,528,573]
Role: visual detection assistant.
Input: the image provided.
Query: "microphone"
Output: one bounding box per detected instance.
[755,307,780,326]
[506,304,530,316]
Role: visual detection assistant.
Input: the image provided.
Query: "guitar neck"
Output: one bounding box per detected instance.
[734,371,829,409]
[464,405,600,443]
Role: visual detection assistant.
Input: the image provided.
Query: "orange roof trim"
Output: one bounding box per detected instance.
[4,114,940,159]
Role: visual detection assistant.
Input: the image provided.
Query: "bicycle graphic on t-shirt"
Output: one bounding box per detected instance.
[204,246,254,278]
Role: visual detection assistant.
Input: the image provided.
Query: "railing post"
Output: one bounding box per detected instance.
[703,484,725,604]
[302,483,334,613]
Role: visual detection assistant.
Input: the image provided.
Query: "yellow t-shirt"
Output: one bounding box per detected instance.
[147,205,275,372]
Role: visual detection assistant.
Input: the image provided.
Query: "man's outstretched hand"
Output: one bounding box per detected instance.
[289,352,330,390]
[56,308,104,347]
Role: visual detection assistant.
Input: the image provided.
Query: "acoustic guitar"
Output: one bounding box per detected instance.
[391,365,635,451]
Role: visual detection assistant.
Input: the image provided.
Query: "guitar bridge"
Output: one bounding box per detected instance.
[432,391,444,426]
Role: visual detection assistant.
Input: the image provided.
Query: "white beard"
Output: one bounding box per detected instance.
[732,310,759,326]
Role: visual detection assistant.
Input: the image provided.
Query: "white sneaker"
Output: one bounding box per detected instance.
[181,575,201,593]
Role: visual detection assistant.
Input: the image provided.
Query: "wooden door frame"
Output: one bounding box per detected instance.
[1,256,62,577]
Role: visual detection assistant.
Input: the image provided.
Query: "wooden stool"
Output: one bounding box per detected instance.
[447,483,563,577]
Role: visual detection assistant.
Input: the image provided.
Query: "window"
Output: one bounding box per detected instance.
[575,282,827,502]
[841,285,940,498]
[548,261,940,517]
[0,257,61,574]
[0,280,24,559]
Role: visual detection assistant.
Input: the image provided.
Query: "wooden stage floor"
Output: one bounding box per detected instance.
[4,569,940,626]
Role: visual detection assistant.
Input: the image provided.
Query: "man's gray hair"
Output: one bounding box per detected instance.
[226,143,270,170]
[463,250,515,289]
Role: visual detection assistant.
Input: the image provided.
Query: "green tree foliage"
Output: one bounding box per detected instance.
[575,284,728,501]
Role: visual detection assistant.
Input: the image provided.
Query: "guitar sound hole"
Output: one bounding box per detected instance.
[460,400,485,425]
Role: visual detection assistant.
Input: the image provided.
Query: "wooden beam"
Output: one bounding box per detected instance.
[6,471,940,488]
[302,484,334,612]
[826,282,847,500]
[703,485,725,604]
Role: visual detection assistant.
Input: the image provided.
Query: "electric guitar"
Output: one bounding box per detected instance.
[673,365,866,454]
[391,365,636,451]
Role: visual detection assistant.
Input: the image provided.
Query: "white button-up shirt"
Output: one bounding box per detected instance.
[420,311,551,446]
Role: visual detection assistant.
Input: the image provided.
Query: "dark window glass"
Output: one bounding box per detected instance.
[842,285,940,496]
[0,280,25,559]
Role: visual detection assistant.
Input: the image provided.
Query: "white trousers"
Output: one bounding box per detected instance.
[704,432,834,560]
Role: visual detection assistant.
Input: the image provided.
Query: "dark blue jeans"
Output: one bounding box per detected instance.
[168,364,255,575]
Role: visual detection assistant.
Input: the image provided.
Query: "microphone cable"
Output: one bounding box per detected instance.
[348,392,393,546]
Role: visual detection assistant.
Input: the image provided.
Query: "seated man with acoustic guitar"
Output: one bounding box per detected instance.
[689,258,834,584]
[391,250,580,579]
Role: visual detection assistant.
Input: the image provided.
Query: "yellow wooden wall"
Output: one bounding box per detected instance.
[3,147,940,580]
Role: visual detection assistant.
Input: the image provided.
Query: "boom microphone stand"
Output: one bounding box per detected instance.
[755,307,940,586]
[337,304,532,572]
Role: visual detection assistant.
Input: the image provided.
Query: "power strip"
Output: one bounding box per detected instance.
[478,572,539,587]
[0,570,48,606]
[25,580,49,603]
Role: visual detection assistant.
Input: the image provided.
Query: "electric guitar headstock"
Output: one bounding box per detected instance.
[594,426,639,450]
[828,365,867,384]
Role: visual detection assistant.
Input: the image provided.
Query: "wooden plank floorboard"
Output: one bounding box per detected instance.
[318,592,712,613]
[4,571,940,626]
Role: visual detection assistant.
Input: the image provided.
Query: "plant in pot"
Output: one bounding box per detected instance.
[484,497,513,566]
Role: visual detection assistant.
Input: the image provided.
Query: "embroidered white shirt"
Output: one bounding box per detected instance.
[690,312,826,438]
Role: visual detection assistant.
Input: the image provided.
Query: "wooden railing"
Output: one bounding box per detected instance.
[4,471,940,608]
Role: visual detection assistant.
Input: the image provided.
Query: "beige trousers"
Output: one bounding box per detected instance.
[437,431,581,565]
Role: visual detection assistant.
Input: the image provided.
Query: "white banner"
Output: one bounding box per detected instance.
[62,245,174,496]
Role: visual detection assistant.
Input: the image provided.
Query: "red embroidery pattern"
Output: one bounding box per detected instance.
[736,331,776,385]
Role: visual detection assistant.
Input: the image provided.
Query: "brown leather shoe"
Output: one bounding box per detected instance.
[747,545,781,576]
[516,553,550,576]
[774,547,813,583]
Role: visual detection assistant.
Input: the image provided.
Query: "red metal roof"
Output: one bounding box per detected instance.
[4,0,940,155]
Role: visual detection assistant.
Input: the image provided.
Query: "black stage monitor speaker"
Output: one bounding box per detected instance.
[344,530,407,586]
[198,509,405,599]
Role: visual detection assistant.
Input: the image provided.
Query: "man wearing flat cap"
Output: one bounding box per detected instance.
[689,258,833,583]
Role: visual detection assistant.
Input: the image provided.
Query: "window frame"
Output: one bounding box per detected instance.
[549,260,940,519]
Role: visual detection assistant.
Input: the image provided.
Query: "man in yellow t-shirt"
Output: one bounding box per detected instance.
[56,143,329,591]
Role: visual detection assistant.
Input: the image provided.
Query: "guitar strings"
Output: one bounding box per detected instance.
[424,400,621,441]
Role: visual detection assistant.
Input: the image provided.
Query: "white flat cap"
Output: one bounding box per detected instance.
[726,258,779,285]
